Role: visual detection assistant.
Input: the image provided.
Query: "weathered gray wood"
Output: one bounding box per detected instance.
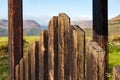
[48,16,58,80]
[8,0,23,79]
[113,67,120,80]
[59,13,71,80]
[19,58,24,80]
[24,50,31,80]
[86,42,105,80]
[39,30,48,80]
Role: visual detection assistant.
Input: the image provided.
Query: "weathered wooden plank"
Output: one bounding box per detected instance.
[8,0,23,79]
[113,67,120,80]
[86,42,105,80]
[39,30,48,80]
[48,16,58,80]
[31,44,36,80]
[31,41,39,80]
[58,16,65,80]
[30,41,39,80]
[59,13,71,80]
[69,26,77,80]
[93,0,108,79]
[24,50,31,80]
[15,64,19,80]
[19,58,24,80]
[70,25,85,80]
[35,41,39,80]
[76,26,85,80]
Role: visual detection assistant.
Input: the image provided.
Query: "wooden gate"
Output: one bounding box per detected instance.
[8,0,109,80]
[9,13,106,80]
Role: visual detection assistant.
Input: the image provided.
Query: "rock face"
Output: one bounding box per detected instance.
[0,19,43,36]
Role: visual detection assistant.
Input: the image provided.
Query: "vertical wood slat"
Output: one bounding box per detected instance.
[58,16,65,80]
[113,67,120,80]
[86,42,105,80]
[31,44,36,80]
[35,41,40,80]
[19,58,24,80]
[8,0,23,79]
[93,0,108,79]
[15,64,20,80]
[59,13,71,80]
[31,42,39,80]
[70,25,85,80]
[39,30,48,80]
[24,50,31,80]
[69,26,77,80]
[75,25,85,80]
[48,16,58,80]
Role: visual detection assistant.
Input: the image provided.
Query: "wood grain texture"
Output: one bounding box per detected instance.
[48,16,58,80]
[24,50,31,80]
[86,42,105,80]
[59,13,71,80]
[30,42,40,80]
[15,64,20,80]
[39,30,48,80]
[31,44,36,80]
[58,16,65,80]
[8,0,23,79]
[19,58,24,80]
[69,25,85,80]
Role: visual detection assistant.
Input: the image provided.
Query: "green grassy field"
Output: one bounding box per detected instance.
[0,36,39,80]
[0,35,120,80]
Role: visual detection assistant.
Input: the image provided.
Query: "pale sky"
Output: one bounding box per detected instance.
[0,0,120,25]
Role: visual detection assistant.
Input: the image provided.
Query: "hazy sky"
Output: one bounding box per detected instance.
[0,0,120,25]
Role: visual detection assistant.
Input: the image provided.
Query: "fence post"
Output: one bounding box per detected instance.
[70,25,85,80]
[19,58,24,80]
[58,16,65,80]
[24,50,31,80]
[59,13,71,80]
[39,30,48,80]
[8,0,23,79]
[86,42,105,80]
[15,64,20,80]
[93,0,108,79]
[30,41,39,80]
[48,16,58,80]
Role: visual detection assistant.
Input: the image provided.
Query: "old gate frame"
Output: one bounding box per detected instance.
[8,0,108,80]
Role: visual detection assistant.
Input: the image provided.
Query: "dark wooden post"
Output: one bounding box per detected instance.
[93,0,108,79]
[8,0,23,79]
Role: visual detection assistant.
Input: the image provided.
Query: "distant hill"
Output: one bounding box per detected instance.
[110,15,120,21]
[0,19,43,36]
[72,20,92,28]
